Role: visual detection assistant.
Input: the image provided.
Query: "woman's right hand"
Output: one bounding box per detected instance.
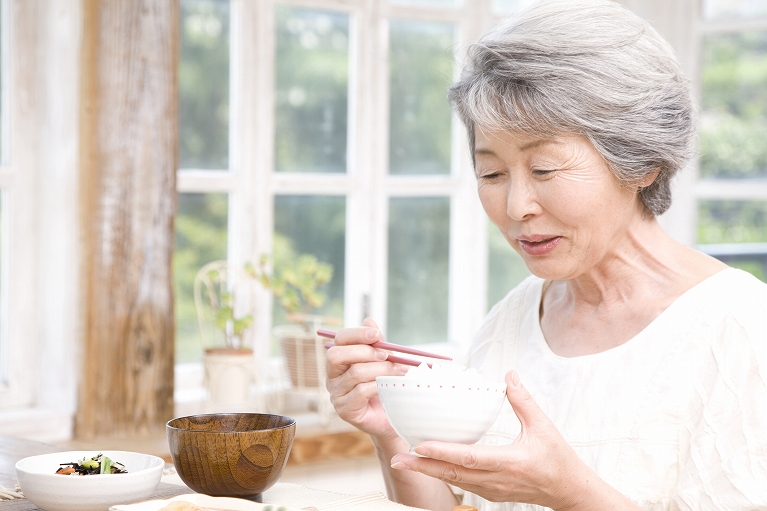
[325,318,409,442]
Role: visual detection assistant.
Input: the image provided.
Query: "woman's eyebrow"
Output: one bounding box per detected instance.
[474,139,563,156]
[517,138,562,151]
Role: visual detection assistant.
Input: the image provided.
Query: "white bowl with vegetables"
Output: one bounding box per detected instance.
[15,451,164,511]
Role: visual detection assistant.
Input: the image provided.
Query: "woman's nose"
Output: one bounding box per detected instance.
[506,177,540,221]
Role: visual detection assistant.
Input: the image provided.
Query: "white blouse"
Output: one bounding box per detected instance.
[461,268,767,511]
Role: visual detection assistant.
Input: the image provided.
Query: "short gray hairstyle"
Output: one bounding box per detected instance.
[448,0,694,216]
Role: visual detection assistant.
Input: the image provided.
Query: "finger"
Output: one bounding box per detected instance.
[330,382,386,426]
[390,453,523,503]
[327,344,387,365]
[330,380,380,409]
[505,370,549,431]
[328,360,407,396]
[411,442,509,472]
[326,344,389,379]
[333,318,385,347]
[390,453,488,487]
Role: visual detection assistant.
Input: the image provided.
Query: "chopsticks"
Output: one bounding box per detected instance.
[317,328,452,368]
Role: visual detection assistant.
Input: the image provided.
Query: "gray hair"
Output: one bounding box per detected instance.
[448,0,694,216]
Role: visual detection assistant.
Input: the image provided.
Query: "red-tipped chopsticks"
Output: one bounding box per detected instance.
[318,328,452,368]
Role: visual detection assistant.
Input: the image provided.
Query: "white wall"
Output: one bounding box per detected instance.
[0,0,81,442]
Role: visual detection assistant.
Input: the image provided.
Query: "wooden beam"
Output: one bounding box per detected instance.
[76,0,178,438]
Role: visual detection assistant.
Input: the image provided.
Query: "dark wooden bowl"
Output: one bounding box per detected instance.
[167,413,296,500]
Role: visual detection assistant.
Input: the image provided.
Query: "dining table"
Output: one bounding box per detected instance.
[0,434,472,511]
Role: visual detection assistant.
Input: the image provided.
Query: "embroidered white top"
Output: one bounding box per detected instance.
[461,268,767,511]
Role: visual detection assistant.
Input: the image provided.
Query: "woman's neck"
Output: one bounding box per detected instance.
[540,217,725,357]
[563,217,681,306]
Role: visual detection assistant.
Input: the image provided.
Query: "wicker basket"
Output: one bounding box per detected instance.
[274,324,325,389]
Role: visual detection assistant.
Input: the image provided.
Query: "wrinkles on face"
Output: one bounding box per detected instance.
[474,128,644,281]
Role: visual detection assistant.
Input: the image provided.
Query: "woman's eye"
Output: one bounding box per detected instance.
[532,168,555,176]
[479,172,503,180]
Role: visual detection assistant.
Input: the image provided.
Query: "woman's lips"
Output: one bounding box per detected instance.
[517,236,562,256]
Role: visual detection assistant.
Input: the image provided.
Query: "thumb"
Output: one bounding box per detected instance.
[505,370,547,431]
[362,317,380,330]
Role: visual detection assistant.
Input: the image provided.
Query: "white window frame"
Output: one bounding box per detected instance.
[177,0,511,378]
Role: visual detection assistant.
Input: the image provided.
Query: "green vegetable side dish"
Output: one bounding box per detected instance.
[55,454,127,475]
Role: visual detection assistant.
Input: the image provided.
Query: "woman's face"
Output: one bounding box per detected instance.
[474,128,646,281]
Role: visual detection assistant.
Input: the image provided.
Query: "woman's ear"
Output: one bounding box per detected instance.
[638,169,660,190]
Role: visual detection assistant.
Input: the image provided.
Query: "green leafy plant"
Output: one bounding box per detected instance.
[196,240,334,350]
[196,261,255,351]
[212,289,253,344]
[250,250,334,320]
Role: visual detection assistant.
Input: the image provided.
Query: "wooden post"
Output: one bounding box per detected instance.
[77,0,178,438]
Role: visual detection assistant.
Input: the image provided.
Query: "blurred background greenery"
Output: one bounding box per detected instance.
[178,0,229,170]
[272,196,346,338]
[174,193,228,363]
[698,28,767,281]
[700,31,767,180]
[275,6,349,174]
[389,19,454,176]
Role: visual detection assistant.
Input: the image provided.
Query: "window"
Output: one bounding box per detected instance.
[175,193,229,362]
[174,0,543,373]
[179,0,229,171]
[697,0,767,280]
[176,0,231,364]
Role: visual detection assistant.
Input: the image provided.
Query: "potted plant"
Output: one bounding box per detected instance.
[194,261,259,407]
[254,243,337,390]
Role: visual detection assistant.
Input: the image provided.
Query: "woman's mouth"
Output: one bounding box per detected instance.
[517,236,562,256]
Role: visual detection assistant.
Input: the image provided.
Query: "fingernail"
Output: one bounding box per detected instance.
[510,370,520,387]
[414,446,429,457]
[374,349,389,361]
[366,329,379,339]
[390,454,409,469]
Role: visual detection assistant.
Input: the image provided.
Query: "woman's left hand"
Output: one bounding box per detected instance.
[389,371,637,511]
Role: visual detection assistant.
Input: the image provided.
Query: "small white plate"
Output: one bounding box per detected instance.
[110,494,301,511]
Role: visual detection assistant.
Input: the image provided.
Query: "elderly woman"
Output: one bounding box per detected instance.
[325,1,767,509]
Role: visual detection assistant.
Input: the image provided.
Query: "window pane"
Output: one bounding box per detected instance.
[700,31,767,178]
[391,0,459,7]
[389,20,454,175]
[387,197,449,345]
[272,196,345,330]
[702,0,767,21]
[487,222,530,309]
[275,7,349,174]
[179,0,229,170]
[492,0,538,15]
[698,200,767,282]
[174,193,229,363]
[698,200,767,244]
